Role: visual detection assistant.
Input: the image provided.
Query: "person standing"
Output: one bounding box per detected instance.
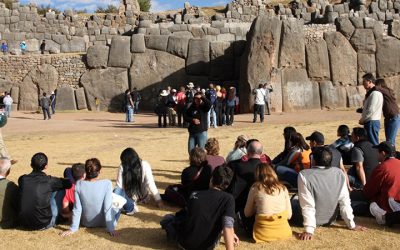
[50,91,56,114]
[176,86,186,127]
[375,79,400,145]
[184,92,212,154]
[40,40,46,54]
[156,90,168,128]
[185,82,196,108]
[95,97,100,112]
[20,41,27,55]
[166,89,177,126]
[263,83,273,115]
[359,73,383,146]
[131,87,141,114]
[206,83,218,128]
[253,84,266,123]
[215,85,225,127]
[225,87,236,126]
[40,92,51,120]
[3,92,13,118]
[1,42,8,55]
[124,89,134,123]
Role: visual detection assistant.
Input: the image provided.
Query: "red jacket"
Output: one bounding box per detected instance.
[364,158,400,212]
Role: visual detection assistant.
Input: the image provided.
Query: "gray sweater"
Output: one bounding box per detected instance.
[298,167,355,234]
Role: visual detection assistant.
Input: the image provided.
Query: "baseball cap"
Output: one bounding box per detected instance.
[373,141,396,154]
[306,131,325,144]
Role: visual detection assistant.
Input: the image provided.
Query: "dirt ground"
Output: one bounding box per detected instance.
[1,110,399,250]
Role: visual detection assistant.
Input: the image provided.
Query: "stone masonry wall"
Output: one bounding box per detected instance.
[0,54,86,87]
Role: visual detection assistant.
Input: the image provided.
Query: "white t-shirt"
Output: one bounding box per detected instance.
[253,88,266,105]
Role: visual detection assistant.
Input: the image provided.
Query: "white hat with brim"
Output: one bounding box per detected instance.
[187,82,194,88]
[160,90,168,96]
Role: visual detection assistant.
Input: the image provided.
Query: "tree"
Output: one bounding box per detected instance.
[0,0,13,9]
[95,4,118,14]
[138,0,151,12]
[37,4,61,15]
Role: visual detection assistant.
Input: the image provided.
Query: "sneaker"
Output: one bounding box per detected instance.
[388,197,400,212]
[370,202,386,225]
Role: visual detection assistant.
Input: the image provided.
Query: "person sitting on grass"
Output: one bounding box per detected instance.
[244,163,292,243]
[114,147,164,215]
[205,138,226,172]
[331,125,354,165]
[60,163,86,221]
[61,158,120,237]
[226,135,248,163]
[274,132,311,189]
[271,126,297,165]
[0,157,19,229]
[290,147,366,240]
[161,165,240,250]
[18,152,72,230]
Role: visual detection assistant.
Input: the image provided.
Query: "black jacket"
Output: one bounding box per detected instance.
[184,96,212,134]
[18,171,71,230]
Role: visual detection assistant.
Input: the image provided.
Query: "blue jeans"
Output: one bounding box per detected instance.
[207,106,217,128]
[188,131,208,154]
[385,115,400,145]
[5,104,11,117]
[125,105,133,122]
[48,190,65,229]
[275,166,298,188]
[134,101,139,113]
[364,120,380,146]
[113,187,135,214]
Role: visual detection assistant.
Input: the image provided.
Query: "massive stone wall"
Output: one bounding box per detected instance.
[0,0,400,113]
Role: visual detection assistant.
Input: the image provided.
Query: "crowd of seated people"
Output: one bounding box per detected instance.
[1,126,399,250]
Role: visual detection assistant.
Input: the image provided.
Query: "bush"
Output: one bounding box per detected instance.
[95,4,118,14]
[37,4,61,15]
[138,0,151,12]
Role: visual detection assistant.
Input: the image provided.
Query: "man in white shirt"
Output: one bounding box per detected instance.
[291,146,366,240]
[2,92,13,118]
[359,73,383,146]
[252,84,266,123]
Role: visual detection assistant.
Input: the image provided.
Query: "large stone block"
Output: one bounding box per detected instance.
[282,69,321,112]
[130,50,189,109]
[384,75,400,105]
[269,69,283,113]
[209,41,235,80]
[376,36,400,77]
[336,17,355,39]
[108,36,131,68]
[358,53,376,84]
[324,32,357,86]
[75,88,87,110]
[144,35,169,51]
[25,38,39,52]
[306,39,330,80]
[81,67,129,111]
[346,86,365,108]
[87,45,109,69]
[56,86,77,111]
[240,16,282,112]
[10,86,19,104]
[131,34,146,53]
[19,64,58,110]
[279,18,305,68]
[167,36,189,58]
[186,39,210,75]
[350,29,376,54]
[319,81,347,109]
[60,37,86,53]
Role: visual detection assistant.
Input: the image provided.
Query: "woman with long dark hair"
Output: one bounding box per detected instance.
[244,163,292,242]
[272,126,297,165]
[114,148,163,214]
